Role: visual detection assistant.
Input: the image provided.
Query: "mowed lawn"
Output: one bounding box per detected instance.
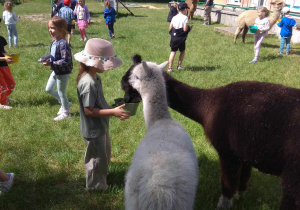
[1,0,300,209]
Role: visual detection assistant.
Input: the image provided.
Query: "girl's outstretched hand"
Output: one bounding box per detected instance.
[114,104,130,120]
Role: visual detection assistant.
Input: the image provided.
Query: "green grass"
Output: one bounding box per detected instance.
[1,0,297,209]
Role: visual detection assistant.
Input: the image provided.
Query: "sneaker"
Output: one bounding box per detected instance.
[84,37,88,41]
[249,59,258,64]
[286,52,290,55]
[54,113,71,121]
[177,66,184,70]
[0,104,12,109]
[278,52,283,55]
[167,67,173,72]
[112,34,115,39]
[0,173,15,195]
[80,38,83,41]
[57,102,72,115]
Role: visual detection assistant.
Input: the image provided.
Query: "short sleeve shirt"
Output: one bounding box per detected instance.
[171,13,188,29]
[77,73,110,138]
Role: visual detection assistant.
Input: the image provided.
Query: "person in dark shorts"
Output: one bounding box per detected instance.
[168,2,192,72]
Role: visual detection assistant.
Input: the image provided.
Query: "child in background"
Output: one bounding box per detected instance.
[70,0,77,35]
[51,0,63,17]
[3,0,20,48]
[277,7,296,55]
[0,169,14,195]
[43,16,73,121]
[74,0,90,41]
[104,0,116,39]
[75,38,130,191]
[167,2,178,22]
[249,7,270,63]
[168,2,192,72]
[0,35,14,110]
[59,0,75,47]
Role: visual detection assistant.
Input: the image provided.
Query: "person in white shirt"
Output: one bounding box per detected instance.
[249,7,270,63]
[2,1,20,48]
[168,2,192,72]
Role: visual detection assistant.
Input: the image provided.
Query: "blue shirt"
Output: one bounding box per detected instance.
[278,16,297,37]
[59,5,75,25]
[104,7,116,25]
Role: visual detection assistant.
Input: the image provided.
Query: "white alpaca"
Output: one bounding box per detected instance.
[124,60,199,210]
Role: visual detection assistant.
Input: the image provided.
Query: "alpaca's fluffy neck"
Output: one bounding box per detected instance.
[141,87,171,131]
[163,72,206,125]
[268,8,281,26]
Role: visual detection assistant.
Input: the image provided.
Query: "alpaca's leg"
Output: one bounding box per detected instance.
[242,26,249,44]
[234,27,243,44]
[280,165,300,210]
[238,163,252,193]
[216,154,243,209]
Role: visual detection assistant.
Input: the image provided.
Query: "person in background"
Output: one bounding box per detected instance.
[51,0,63,17]
[59,0,75,47]
[277,7,296,55]
[74,0,90,41]
[249,7,270,63]
[2,0,20,48]
[167,2,178,22]
[104,0,117,39]
[203,0,214,25]
[168,2,192,72]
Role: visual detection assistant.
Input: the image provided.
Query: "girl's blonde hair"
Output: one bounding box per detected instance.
[105,0,111,9]
[77,62,90,84]
[48,16,68,38]
[258,7,269,17]
[76,0,85,6]
[4,1,13,12]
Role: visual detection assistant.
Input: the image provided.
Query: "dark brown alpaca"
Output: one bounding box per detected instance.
[121,55,300,210]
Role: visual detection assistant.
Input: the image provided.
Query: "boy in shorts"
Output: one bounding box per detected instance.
[168,2,192,72]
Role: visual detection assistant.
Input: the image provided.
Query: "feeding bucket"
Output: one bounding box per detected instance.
[123,103,140,116]
[249,26,258,33]
[4,54,20,63]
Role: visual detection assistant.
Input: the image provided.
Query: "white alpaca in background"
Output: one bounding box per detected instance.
[123,60,199,210]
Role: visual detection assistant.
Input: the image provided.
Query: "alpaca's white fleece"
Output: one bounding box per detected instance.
[124,61,198,210]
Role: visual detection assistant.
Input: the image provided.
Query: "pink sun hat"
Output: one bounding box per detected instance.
[74,38,123,71]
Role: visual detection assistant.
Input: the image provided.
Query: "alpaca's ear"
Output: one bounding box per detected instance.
[159,61,169,71]
[141,61,149,72]
[131,54,142,65]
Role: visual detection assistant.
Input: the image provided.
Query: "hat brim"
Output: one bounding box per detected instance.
[74,52,123,70]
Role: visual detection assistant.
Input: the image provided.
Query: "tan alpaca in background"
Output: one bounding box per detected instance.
[185,0,199,20]
[234,0,284,43]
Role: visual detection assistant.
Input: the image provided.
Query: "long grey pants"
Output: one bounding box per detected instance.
[84,132,111,191]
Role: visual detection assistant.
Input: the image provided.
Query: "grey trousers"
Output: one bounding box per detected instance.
[84,132,111,191]
[204,6,212,24]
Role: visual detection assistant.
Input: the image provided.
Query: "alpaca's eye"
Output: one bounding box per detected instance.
[135,76,139,80]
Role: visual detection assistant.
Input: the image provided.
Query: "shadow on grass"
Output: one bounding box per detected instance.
[0,162,129,209]
[262,43,279,49]
[262,54,283,61]
[90,11,102,18]
[186,65,221,71]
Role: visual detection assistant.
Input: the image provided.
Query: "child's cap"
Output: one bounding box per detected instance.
[74,38,122,71]
[63,0,71,5]
[178,2,189,11]
[282,7,290,14]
